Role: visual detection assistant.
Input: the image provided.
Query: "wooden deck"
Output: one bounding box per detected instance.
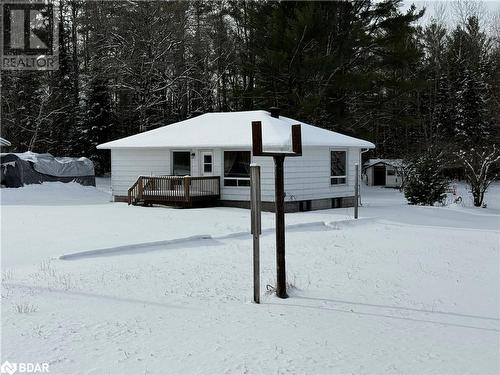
[128,175,220,207]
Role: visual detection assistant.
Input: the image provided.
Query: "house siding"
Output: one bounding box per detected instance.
[111,146,362,206]
[111,149,171,196]
[220,146,360,203]
[282,146,359,202]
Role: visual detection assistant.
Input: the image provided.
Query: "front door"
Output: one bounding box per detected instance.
[200,151,214,176]
[172,151,191,176]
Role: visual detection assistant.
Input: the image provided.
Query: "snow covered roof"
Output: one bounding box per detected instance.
[0,137,11,146]
[363,159,403,169]
[97,110,375,150]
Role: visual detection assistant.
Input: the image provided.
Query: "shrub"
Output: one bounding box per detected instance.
[403,152,449,206]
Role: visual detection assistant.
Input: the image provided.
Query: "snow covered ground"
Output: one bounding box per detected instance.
[1,179,499,374]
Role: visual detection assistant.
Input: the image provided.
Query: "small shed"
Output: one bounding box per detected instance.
[98,110,375,212]
[363,159,403,188]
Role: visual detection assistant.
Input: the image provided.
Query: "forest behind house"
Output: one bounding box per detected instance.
[1,0,499,174]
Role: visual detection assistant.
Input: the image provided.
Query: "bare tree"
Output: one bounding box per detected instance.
[15,86,68,151]
[394,161,412,192]
[453,0,485,27]
[455,144,500,207]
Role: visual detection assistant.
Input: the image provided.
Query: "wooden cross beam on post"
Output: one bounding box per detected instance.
[251,121,302,299]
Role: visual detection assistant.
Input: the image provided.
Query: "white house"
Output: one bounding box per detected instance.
[363,159,403,188]
[97,110,375,212]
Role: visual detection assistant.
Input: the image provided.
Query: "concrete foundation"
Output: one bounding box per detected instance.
[114,195,356,212]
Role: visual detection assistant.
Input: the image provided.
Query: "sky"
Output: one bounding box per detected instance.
[401,0,500,32]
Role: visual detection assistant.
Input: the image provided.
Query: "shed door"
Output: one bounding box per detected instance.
[373,165,386,186]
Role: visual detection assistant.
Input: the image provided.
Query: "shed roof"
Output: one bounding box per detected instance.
[363,159,403,169]
[97,110,375,150]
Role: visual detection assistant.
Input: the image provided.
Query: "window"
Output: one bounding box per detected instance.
[203,154,212,173]
[387,169,395,176]
[172,152,191,176]
[224,151,250,186]
[330,150,347,185]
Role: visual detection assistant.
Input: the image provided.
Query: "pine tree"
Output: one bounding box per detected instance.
[454,68,491,147]
[403,150,449,205]
[433,73,454,142]
[77,74,114,174]
[447,16,495,149]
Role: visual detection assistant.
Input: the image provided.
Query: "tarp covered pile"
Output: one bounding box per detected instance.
[1,152,95,188]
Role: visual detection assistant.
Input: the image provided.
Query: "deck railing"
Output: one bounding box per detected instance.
[127,175,220,206]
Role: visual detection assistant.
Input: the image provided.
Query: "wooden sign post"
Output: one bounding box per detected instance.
[251,121,302,299]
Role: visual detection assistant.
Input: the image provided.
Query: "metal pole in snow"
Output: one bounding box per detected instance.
[354,163,359,219]
[250,164,261,304]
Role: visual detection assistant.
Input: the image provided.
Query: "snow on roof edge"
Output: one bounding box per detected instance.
[97,111,375,150]
[363,159,403,169]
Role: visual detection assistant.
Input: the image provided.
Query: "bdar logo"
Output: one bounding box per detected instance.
[0,361,17,375]
[0,361,49,374]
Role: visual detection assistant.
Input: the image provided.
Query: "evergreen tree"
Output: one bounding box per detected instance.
[446,16,495,148]
[78,74,114,174]
[454,68,492,147]
[403,150,449,205]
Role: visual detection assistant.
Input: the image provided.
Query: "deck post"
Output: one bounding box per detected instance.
[138,176,143,200]
[184,176,191,204]
[250,164,261,304]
